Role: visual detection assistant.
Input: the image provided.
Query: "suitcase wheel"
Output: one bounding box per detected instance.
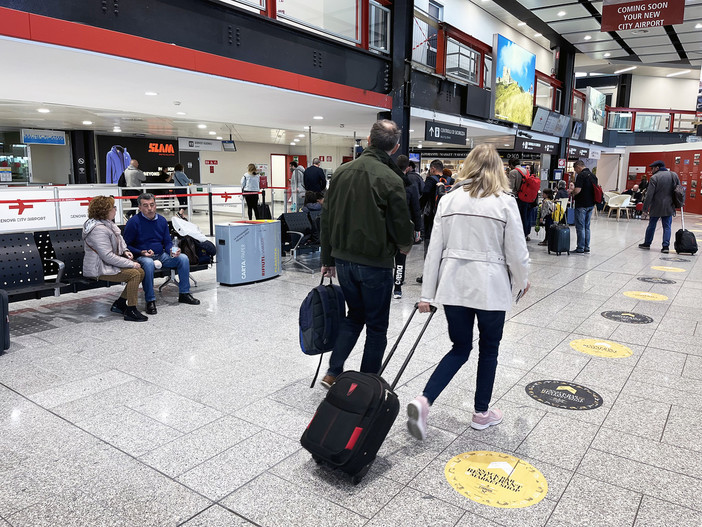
[351,463,372,485]
[312,455,323,465]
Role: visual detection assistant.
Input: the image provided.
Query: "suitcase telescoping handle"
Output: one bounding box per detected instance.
[379,303,437,391]
[681,206,685,230]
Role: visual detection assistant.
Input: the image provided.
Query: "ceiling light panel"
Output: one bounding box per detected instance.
[533,4,591,22]
[550,18,602,33]
[575,41,624,54]
[518,0,578,8]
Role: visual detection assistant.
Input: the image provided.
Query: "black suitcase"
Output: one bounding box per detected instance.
[256,203,272,220]
[548,223,570,255]
[300,304,436,484]
[1,289,9,351]
[675,207,698,255]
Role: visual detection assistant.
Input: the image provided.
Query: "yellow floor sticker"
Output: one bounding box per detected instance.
[651,266,686,273]
[570,339,633,358]
[623,291,668,301]
[445,451,548,509]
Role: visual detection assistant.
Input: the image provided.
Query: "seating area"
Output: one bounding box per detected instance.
[280,211,321,273]
[1,228,213,303]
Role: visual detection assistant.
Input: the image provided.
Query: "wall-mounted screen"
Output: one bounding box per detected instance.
[492,34,536,127]
[584,86,606,143]
[408,152,420,163]
[571,121,583,140]
[531,107,551,133]
[222,140,237,152]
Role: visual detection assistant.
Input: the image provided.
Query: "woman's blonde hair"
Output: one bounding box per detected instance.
[247,163,256,174]
[88,195,115,220]
[454,144,509,198]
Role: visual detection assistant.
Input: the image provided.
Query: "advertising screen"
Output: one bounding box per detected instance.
[571,121,583,141]
[584,86,606,143]
[531,107,550,133]
[492,34,536,127]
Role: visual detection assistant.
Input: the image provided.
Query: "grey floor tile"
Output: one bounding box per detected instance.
[233,397,314,440]
[221,472,367,527]
[682,355,702,380]
[635,347,687,376]
[602,396,671,440]
[516,413,598,471]
[548,474,641,527]
[662,405,702,453]
[176,430,300,500]
[634,496,702,527]
[454,513,504,527]
[127,390,223,433]
[28,369,134,409]
[365,487,465,527]
[179,505,256,527]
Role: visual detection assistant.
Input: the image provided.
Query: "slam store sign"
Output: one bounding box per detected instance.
[601,0,684,32]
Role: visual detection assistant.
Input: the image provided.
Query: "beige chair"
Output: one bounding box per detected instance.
[607,194,632,221]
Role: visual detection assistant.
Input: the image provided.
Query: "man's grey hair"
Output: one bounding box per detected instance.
[369,119,401,152]
[137,193,155,205]
[313,158,321,165]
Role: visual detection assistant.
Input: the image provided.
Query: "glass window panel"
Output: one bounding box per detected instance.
[214,0,265,10]
[572,96,584,121]
[445,38,480,85]
[412,16,437,70]
[607,111,632,131]
[535,80,553,110]
[370,2,390,53]
[278,0,361,42]
[484,56,492,90]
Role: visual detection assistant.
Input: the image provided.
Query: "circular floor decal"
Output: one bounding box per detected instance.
[525,380,603,411]
[444,451,548,509]
[601,311,654,324]
[570,339,633,358]
[660,257,690,263]
[637,277,676,285]
[651,266,686,273]
[623,291,669,301]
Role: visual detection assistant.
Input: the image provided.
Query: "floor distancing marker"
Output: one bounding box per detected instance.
[623,291,668,301]
[570,338,633,358]
[651,266,686,273]
[445,451,548,509]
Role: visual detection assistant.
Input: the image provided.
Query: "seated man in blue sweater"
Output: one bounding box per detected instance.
[124,193,200,314]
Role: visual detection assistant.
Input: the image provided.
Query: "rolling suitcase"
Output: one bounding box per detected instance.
[548,223,570,255]
[300,304,436,484]
[1,289,9,351]
[675,207,698,255]
[256,203,272,220]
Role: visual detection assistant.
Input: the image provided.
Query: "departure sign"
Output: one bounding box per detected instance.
[424,121,468,146]
[601,0,685,32]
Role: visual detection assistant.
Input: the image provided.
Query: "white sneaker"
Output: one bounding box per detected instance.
[407,396,430,440]
[393,288,402,299]
[471,408,503,430]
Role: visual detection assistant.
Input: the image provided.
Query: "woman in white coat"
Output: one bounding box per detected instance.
[407,144,530,439]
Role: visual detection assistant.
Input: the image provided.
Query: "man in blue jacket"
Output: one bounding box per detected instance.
[124,193,200,314]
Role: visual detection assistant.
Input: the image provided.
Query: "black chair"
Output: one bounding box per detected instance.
[280,212,317,273]
[0,233,66,301]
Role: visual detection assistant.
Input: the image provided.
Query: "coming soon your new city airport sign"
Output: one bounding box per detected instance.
[601,0,685,32]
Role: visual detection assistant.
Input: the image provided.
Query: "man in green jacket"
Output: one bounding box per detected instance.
[320,120,414,388]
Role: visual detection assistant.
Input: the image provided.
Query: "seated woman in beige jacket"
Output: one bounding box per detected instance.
[82,196,148,322]
[407,144,530,440]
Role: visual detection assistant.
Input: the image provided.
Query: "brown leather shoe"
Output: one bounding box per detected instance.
[320,375,336,389]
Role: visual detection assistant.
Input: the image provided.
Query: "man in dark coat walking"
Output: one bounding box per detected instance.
[639,160,680,253]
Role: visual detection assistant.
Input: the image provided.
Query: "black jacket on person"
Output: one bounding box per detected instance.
[303,165,326,193]
[400,171,423,232]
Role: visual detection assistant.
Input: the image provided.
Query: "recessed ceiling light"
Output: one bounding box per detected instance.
[504,143,510,147]
[313,116,324,120]
[304,126,310,130]
[197,124,207,129]
[604,52,611,58]
[584,35,592,40]
[176,111,186,116]
[667,69,691,77]
[557,10,566,16]
[518,22,527,26]
[534,33,542,38]
[209,131,216,135]
[409,129,415,132]
[298,134,305,137]
[614,66,637,74]
[417,144,422,149]
[696,23,702,29]
[589,72,606,76]
[145,91,158,96]
[437,142,443,145]
[575,72,588,78]
[113,128,121,132]
[82,121,93,125]
[290,142,296,145]
[216,136,223,140]
[37,108,50,113]
[294,138,300,142]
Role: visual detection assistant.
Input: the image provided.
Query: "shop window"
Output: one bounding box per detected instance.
[425,1,443,68]
[0,133,30,183]
[277,0,361,43]
[536,80,554,110]
[445,38,480,85]
[484,55,492,90]
[370,1,390,53]
[554,88,562,113]
[572,95,584,121]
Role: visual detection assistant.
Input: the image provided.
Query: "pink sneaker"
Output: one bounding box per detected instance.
[471,408,503,430]
[407,396,430,440]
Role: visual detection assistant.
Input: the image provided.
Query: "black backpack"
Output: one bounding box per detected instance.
[194,239,216,264]
[179,236,200,266]
[299,277,346,387]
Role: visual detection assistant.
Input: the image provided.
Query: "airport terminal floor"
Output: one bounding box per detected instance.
[2,210,702,526]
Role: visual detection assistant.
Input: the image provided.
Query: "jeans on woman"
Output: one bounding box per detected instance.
[422,305,506,413]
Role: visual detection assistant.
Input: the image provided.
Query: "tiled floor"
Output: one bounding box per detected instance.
[2,211,702,526]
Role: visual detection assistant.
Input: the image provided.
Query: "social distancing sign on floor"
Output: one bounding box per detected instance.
[445,451,548,508]
[525,380,603,411]
[651,266,686,273]
[570,338,633,358]
[623,291,668,301]
[637,277,676,284]
[601,311,653,324]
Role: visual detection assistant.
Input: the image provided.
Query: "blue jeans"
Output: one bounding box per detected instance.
[422,306,505,412]
[644,216,672,248]
[137,252,191,302]
[574,206,594,251]
[327,259,393,377]
[517,199,531,237]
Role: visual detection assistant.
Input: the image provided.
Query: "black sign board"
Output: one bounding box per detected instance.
[424,121,468,146]
[514,137,558,155]
[411,149,471,159]
[601,311,654,324]
[526,380,603,411]
[567,146,590,158]
[660,257,690,262]
[637,277,676,284]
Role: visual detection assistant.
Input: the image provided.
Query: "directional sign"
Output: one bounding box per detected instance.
[424,121,468,146]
